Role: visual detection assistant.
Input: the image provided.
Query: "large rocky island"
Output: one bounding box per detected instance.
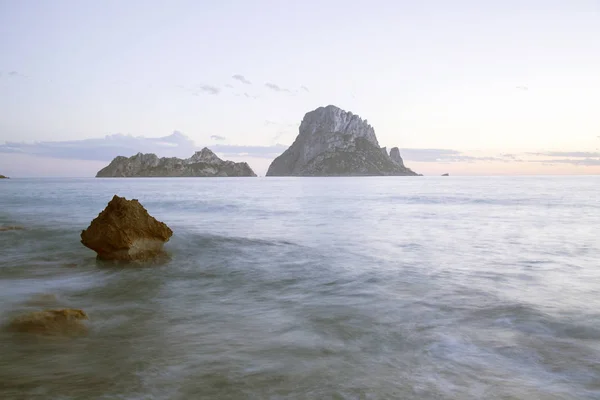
[266,105,418,176]
[96,148,256,177]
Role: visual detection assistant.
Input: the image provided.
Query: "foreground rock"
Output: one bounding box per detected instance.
[81,195,173,261]
[96,148,256,177]
[266,105,418,176]
[0,174,8,179]
[7,309,88,336]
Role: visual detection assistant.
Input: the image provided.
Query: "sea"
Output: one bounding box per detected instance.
[0,176,598,400]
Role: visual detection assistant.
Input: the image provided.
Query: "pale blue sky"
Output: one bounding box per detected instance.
[1,0,599,176]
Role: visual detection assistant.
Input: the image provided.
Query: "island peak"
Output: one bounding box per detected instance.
[266,105,418,176]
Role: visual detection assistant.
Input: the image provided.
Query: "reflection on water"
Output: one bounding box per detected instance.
[0,177,599,399]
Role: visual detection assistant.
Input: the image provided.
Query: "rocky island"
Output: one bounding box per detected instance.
[266,105,418,176]
[0,174,8,179]
[96,148,256,177]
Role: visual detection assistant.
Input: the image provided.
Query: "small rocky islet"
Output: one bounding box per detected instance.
[96,147,256,177]
[0,174,9,179]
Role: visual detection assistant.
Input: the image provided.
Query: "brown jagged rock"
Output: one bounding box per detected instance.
[81,195,173,261]
[7,309,89,336]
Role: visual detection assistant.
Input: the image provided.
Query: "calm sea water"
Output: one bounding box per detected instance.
[0,176,599,399]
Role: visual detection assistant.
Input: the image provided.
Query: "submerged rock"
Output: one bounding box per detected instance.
[266,105,418,176]
[0,225,24,232]
[7,309,89,336]
[81,195,173,262]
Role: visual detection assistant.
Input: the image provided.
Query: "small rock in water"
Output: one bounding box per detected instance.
[0,225,25,232]
[80,195,173,262]
[7,309,89,336]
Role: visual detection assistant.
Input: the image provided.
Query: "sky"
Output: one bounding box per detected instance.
[0,0,599,176]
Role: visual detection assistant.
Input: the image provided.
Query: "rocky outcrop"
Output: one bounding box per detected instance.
[266,105,418,176]
[442,173,449,176]
[81,195,173,262]
[0,174,8,179]
[7,309,89,336]
[389,147,405,167]
[96,148,256,177]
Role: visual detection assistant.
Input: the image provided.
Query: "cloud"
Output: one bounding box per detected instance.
[232,74,252,85]
[0,131,290,164]
[398,148,507,163]
[528,151,600,158]
[516,86,528,91]
[0,131,197,161]
[211,144,288,159]
[265,82,291,93]
[301,85,310,92]
[4,71,27,78]
[224,83,234,88]
[196,85,220,95]
[244,92,259,99]
[529,158,600,166]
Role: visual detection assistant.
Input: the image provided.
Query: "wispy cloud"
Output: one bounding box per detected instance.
[0,132,291,163]
[4,70,27,78]
[212,144,288,159]
[301,85,310,92]
[516,85,528,91]
[196,84,220,95]
[232,74,252,85]
[224,83,234,88]
[523,151,600,166]
[528,158,600,166]
[528,151,600,158]
[244,92,259,99]
[399,148,509,163]
[265,82,291,93]
[0,131,197,161]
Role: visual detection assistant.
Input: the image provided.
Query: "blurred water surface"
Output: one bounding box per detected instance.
[0,176,599,399]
